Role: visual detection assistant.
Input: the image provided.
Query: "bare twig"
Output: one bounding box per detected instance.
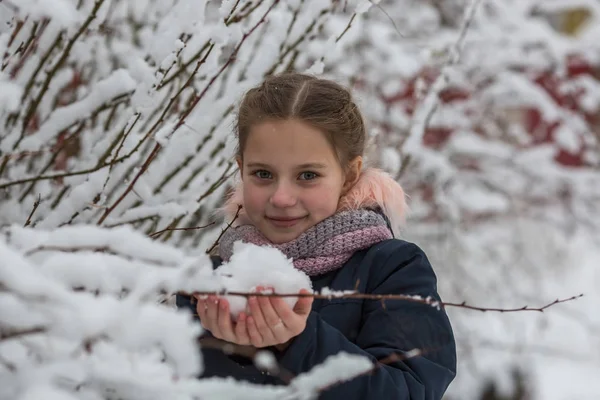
[223,0,242,25]
[369,1,405,38]
[197,161,236,202]
[444,294,583,312]
[99,113,141,194]
[96,142,161,225]
[1,150,45,162]
[182,289,583,313]
[157,41,212,89]
[23,194,41,227]
[0,161,114,189]
[225,0,265,25]
[265,8,329,76]
[96,113,141,167]
[19,31,61,104]
[149,222,216,238]
[0,326,45,341]
[336,13,356,43]
[206,204,242,254]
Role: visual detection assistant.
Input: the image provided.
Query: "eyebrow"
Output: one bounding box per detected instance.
[246,162,327,169]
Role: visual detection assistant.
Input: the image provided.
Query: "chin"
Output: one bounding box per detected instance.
[259,223,305,244]
[265,230,302,244]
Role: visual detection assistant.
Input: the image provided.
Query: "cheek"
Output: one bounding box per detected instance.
[242,184,266,212]
[304,183,343,215]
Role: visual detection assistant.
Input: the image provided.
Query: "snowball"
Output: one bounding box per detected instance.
[254,350,277,371]
[215,242,313,319]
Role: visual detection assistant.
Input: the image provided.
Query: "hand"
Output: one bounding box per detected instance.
[194,287,313,349]
[244,286,313,349]
[195,295,252,346]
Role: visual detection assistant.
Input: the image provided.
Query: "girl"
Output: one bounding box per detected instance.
[177,73,456,399]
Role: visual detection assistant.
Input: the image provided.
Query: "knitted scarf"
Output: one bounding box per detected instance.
[218,209,393,276]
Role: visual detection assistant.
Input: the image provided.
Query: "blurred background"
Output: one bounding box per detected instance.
[1,0,599,398]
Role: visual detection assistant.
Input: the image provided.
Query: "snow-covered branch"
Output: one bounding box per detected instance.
[398,0,483,179]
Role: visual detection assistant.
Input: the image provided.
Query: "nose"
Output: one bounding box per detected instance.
[269,182,297,208]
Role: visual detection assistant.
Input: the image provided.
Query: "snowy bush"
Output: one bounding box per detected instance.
[0,224,377,399]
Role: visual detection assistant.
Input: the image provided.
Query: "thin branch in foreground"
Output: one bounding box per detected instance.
[0,326,46,341]
[181,289,583,313]
[197,161,236,202]
[369,1,405,38]
[206,204,242,254]
[445,294,584,313]
[96,142,161,225]
[23,194,41,227]
[336,13,356,43]
[149,221,216,238]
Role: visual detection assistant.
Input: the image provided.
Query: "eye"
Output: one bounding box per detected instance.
[299,171,319,180]
[252,170,272,180]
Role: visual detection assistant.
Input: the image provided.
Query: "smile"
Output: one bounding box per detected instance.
[266,216,307,228]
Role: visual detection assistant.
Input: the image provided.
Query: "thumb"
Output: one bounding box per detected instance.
[293,289,314,316]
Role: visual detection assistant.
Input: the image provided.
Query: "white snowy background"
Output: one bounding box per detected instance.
[1,0,599,399]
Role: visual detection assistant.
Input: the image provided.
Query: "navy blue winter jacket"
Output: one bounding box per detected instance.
[176,239,456,399]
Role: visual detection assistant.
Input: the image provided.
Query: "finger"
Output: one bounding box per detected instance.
[234,312,251,345]
[248,294,276,343]
[257,294,289,342]
[217,299,236,342]
[258,289,281,327]
[195,298,207,321]
[206,295,219,320]
[293,289,314,316]
[270,296,296,323]
[205,295,221,337]
[246,315,264,347]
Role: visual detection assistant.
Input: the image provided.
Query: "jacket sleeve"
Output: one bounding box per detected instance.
[275,241,457,399]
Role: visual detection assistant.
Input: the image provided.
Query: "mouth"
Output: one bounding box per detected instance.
[265,216,307,228]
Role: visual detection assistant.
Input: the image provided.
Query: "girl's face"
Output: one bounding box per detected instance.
[238,119,356,244]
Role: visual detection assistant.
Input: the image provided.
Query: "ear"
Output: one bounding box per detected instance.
[236,156,243,179]
[342,156,363,194]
